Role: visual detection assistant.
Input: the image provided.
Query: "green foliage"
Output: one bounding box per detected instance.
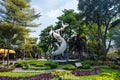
[52,70,71,77]
[14,62,24,68]
[14,60,58,70]
[109,64,120,69]
[38,26,53,53]
[52,70,79,80]
[96,72,120,80]
[45,61,58,69]
[81,60,96,65]
[112,29,120,55]
[0,72,40,78]
[78,0,120,60]
[82,64,91,69]
[63,64,76,70]
[0,0,40,49]
[58,74,80,80]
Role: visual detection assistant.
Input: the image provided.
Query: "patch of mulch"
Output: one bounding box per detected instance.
[0,67,15,72]
[72,68,101,76]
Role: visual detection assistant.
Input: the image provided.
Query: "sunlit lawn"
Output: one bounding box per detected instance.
[0,72,41,77]
[78,66,120,80]
[0,66,119,80]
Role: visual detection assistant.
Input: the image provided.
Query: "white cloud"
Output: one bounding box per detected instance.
[46,0,78,19]
[60,0,78,12]
[47,10,62,18]
[30,0,79,38]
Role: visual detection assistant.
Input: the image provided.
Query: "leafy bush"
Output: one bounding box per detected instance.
[82,64,91,69]
[109,64,120,69]
[14,60,59,70]
[59,74,80,80]
[81,60,96,65]
[14,62,24,68]
[63,64,76,70]
[96,76,114,80]
[52,70,79,80]
[52,70,71,77]
[45,61,58,69]
[96,72,120,80]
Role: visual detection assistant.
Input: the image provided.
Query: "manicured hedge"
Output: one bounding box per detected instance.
[14,60,58,70]
[63,64,76,70]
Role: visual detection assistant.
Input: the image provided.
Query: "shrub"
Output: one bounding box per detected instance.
[81,60,96,65]
[45,61,58,69]
[110,64,120,69]
[96,72,120,80]
[52,70,79,80]
[96,76,114,80]
[14,60,59,70]
[52,70,71,77]
[59,74,80,80]
[14,62,24,68]
[63,64,76,70]
[82,64,91,69]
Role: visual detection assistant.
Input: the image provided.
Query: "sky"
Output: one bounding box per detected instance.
[29,0,78,39]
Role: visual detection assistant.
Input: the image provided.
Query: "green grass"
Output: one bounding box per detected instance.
[14,59,58,70]
[52,66,120,80]
[77,66,120,80]
[0,72,41,77]
[0,65,119,80]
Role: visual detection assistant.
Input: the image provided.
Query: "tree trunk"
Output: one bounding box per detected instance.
[7,39,11,68]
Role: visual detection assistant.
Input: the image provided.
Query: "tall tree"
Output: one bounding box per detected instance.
[38,25,53,53]
[0,0,40,67]
[78,0,120,60]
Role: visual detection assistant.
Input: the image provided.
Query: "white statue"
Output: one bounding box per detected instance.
[49,21,69,56]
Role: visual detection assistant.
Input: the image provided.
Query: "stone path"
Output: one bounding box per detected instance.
[12,68,58,73]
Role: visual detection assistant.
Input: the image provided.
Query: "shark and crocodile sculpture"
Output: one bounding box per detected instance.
[49,22,69,56]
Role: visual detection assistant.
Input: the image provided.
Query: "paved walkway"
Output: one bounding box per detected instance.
[12,68,58,73]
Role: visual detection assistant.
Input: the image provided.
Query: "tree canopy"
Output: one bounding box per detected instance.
[78,0,120,59]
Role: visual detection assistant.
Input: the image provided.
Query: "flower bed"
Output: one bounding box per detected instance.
[72,68,101,76]
[0,73,54,80]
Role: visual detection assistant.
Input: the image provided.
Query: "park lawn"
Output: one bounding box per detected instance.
[0,72,41,77]
[0,66,119,80]
[77,66,120,80]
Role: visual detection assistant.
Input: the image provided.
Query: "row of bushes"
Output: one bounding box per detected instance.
[14,60,58,70]
[63,64,91,70]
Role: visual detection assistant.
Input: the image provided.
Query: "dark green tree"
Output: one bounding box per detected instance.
[78,0,120,60]
[38,26,53,53]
